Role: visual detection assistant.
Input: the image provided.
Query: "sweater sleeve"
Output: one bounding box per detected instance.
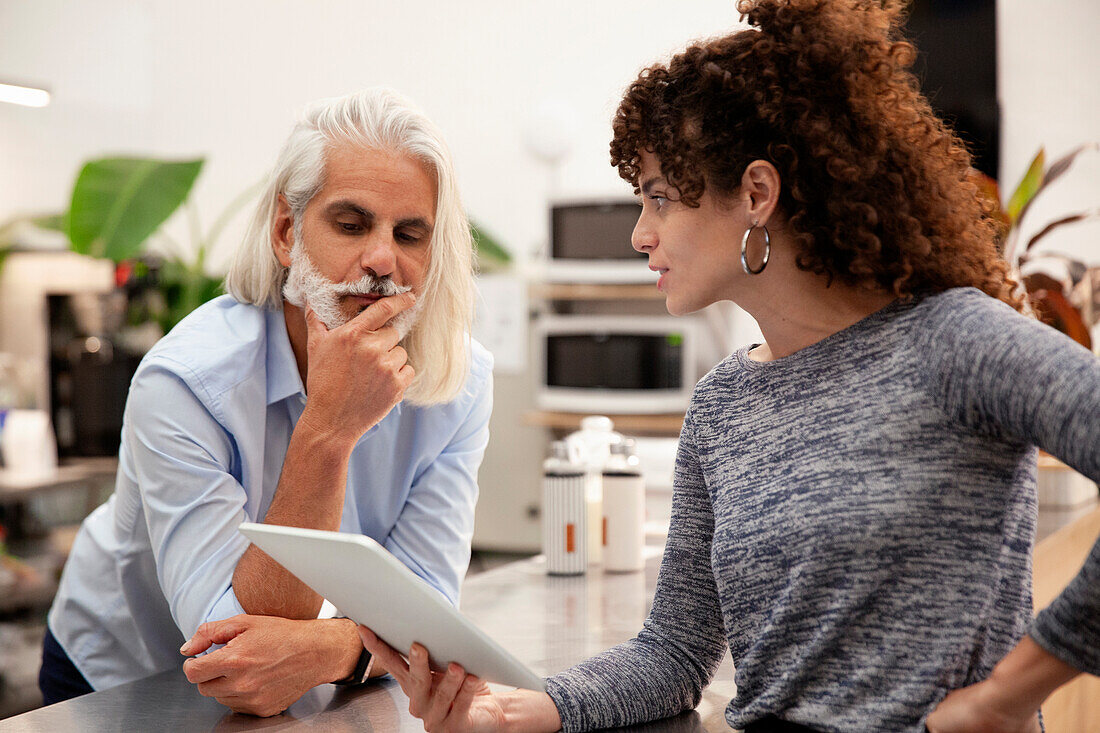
[545,415,728,731]
[927,291,1100,675]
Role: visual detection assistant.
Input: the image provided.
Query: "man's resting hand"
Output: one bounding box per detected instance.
[181,614,369,717]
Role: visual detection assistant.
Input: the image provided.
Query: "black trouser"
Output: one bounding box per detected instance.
[744,715,823,733]
[38,626,94,705]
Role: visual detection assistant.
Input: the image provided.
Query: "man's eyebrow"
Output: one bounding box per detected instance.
[325,200,374,219]
[324,200,430,230]
[396,216,432,231]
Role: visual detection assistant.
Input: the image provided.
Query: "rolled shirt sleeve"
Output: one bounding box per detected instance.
[124,359,252,637]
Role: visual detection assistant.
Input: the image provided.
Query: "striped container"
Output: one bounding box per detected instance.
[543,441,587,575]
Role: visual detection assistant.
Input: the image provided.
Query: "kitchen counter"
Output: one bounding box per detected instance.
[5,499,1094,732]
[0,547,736,732]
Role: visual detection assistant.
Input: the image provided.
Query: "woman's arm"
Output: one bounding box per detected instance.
[926,636,1076,732]
[543,417,728,730]
[926,292,1100,730]
[357,413,729,732]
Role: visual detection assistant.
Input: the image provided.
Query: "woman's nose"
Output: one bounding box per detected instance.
[631,212,656,252]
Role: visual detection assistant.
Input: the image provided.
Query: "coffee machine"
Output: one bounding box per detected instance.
[47,291,145,458]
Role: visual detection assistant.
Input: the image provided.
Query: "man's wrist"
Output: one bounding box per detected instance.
[334,647,374,685]
[295,406,362,452]
[326,618,367,684]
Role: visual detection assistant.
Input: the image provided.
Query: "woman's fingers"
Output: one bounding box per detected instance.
[358,629,481,731]
[422,663,467,731]
[448,674,483,723]
[406,643,435,716]
[357,626,410,686]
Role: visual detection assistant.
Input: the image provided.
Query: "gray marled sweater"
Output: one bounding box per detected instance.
[545,288,1100,732]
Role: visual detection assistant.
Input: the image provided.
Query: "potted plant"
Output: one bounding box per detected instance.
[976,142,1099,350]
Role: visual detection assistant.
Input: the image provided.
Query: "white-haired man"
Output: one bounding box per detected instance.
[41,89,493,716]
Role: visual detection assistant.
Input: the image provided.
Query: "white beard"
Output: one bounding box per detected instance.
[282,242,421,339]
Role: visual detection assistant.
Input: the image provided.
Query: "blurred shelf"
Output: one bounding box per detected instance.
[523,410,684,435]
[0,524,82,614]
[0,572,58,614]
[0,456,118,503]
[529,282,665,301]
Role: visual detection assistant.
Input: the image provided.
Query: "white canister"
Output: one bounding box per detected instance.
[601,438,646,573]
[542,441,587,575]
[564,416,621,565]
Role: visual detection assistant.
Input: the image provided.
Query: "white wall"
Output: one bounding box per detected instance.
[0,0,745,271]
[3,1,1096,266]
[998,2,1100,265]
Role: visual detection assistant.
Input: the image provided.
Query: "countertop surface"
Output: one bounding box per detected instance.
[7,499,1093,732]
[0,548,737,732]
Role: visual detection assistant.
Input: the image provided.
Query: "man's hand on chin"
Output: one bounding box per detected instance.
[180,615,364,717]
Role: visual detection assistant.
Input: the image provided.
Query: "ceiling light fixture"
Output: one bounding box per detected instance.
[0,82,51,108]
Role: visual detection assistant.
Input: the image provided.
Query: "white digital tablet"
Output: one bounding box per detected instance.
[237,522,546,692]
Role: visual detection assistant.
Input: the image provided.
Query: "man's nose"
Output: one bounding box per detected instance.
[631,212,656,253]
[359,230,398,278]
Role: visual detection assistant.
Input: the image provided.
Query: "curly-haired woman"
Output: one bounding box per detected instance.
[359,1,1100,731]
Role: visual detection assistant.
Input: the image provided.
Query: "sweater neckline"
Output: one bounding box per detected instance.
[735,294,919,372]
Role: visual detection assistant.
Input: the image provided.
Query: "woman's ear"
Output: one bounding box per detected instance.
[740,160,781,226]
[272,194,295,268]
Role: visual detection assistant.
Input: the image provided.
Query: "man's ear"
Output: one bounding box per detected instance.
[740,160,781,227]
[272,194,294,268]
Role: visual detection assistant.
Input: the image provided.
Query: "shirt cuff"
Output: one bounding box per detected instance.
[204,586,248,630]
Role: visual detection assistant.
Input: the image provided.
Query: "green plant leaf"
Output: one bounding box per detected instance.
[201,178,265,253]
[1013,143,1097,232]
[1005,148,1044,226]
[470,221,511,271]
[0,219,16,247]
[152,257,224,332]
[32,212,68,232]
[67,157,204,262]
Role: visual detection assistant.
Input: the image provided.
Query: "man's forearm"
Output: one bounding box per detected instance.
[233,417,356,618]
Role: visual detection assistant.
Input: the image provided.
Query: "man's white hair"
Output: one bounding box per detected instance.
[225,88,475,406]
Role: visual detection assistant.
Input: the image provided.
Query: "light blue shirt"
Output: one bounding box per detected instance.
[48,295,493,690]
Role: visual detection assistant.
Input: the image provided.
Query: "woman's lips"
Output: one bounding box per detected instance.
[649,264,668,291]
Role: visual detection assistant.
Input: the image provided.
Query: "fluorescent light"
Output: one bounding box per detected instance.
[0,82,51,108]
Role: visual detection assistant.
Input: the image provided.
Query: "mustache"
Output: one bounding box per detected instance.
[330,275,412,298]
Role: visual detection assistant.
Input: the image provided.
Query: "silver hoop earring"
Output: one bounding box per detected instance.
[740,222,771,275]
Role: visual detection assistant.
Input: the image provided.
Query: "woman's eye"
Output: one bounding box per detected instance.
[649,195,668,210]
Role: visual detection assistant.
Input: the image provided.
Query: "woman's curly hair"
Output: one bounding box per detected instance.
[610,0,1023,310]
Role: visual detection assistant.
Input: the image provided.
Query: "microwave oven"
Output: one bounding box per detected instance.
[535,315,698,414]
[542,200,654,284]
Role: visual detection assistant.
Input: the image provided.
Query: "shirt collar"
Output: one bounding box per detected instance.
[265,306,306,405]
